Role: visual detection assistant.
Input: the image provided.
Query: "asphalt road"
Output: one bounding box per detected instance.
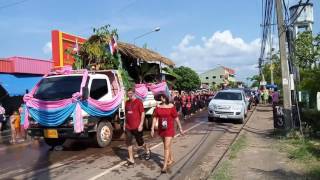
[0,109,252,180]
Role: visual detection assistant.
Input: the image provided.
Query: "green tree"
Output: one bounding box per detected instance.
[173,66,201,91]
[248,75,262,88]
[262,53,282,88]
[79,24,120,69]
[294,31,320,108]
[294,31,320,69]
[248,53,282,89]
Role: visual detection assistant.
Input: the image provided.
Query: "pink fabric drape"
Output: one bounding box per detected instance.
[74,103,83,133]
[148,82,167,95]
[87,90,124,111]
[134,84,148,99]
[24,94,73,109]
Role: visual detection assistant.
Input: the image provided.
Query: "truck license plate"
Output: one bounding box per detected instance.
[44,129,58,138]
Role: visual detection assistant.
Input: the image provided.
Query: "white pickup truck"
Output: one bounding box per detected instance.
[27,70,157,148]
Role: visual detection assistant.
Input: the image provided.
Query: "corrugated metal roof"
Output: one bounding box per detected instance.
[0,59,13,73]
[0,56,52,75]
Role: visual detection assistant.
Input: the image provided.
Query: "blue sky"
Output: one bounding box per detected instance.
[0,0,319,81]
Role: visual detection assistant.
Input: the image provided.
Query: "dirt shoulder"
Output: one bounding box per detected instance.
[211,105,312,180]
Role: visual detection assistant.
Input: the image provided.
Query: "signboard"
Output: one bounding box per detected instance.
[52,30,86,67]
[260,81,267,86]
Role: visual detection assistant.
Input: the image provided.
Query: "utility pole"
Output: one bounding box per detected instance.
[275,0,292,129]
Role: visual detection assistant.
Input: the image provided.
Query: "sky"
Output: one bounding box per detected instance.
[0,0,319,82]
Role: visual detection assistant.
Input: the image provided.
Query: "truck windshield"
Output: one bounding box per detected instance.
[214,92,242,101]
[34,76,83,101]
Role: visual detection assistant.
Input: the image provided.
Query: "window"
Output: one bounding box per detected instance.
[220,75,224,79]
[90,79,109,100]
[212,76,216,79]
[34,76,83,101]
[214,92,242,100]
[205,77,209,79]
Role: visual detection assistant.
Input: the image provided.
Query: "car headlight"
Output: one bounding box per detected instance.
[210,104,218,109]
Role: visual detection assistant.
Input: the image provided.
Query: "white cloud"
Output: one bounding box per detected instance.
[170,30,261,81]
[42,42,52,54]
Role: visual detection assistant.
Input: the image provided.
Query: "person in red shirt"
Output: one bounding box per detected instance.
[151,94,184,173]
[125,88,151,165]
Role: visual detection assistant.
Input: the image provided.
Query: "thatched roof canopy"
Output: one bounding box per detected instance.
[118,42,175,66]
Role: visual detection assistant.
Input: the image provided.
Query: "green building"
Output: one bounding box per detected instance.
[199,66,236,89]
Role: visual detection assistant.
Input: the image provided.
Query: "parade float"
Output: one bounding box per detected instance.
[24,25,176,147]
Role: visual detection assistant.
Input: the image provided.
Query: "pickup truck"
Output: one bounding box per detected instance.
[26,70,157,148]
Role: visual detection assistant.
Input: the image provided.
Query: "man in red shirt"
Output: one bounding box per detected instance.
[125,88,151,165]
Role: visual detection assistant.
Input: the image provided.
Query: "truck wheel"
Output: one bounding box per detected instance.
[94,121,113,148]
[44,138,66,147]
[144,115,153,130]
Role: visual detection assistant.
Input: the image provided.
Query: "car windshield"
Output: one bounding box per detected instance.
[214,92,242,100]
[34,76,83,101]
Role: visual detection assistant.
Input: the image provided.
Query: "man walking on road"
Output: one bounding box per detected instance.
[124,88,151,166]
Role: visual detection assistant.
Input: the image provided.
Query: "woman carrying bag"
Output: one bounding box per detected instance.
[151,94,184,173]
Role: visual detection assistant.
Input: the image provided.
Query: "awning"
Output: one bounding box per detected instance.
[0,74,42,96]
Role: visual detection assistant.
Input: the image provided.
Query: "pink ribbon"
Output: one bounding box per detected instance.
[148,82,167,95]
[135,84,148,99]
[74,103,83,133]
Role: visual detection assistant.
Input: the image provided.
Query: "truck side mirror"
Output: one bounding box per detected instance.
[82,87,89,100]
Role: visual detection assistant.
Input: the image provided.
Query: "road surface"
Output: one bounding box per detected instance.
[0,109,253,180]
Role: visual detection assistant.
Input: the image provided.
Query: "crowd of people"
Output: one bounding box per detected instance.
[170,90,215,120]
[253,88,280,106]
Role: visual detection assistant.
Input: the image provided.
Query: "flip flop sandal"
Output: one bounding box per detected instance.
[145,150,151,160]
[125,160,135,167]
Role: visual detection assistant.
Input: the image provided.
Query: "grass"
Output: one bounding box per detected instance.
[229,135,247,159]
[211,134,247,180]
[278,137,320,179]
[210,161,232,180]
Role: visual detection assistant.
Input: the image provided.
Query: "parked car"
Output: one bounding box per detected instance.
[208,89,248,123]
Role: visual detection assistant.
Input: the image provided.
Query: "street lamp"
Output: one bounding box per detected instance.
[133,27,160,45]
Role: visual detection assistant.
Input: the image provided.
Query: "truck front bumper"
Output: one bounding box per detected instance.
[27,126,95,139]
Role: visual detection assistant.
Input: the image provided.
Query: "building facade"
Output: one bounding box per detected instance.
[199,66,236,89]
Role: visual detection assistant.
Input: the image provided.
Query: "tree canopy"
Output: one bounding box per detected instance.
[294,31,320,69]
[173,66,201,91]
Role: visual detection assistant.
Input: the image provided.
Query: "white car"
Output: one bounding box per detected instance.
[208,89,248,123]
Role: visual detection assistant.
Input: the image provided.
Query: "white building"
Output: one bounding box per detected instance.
[199,66,236,89]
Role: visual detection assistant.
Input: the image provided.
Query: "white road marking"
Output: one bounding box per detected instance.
[88,121,206,180]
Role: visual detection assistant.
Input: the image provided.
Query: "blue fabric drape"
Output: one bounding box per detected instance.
[28,104,76,127]
[28,101,118,127]
[80,101,118,117]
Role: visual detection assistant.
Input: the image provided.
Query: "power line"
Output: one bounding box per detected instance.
[0,0,30,10]
[288,0,302,21]
[259,0,274,70]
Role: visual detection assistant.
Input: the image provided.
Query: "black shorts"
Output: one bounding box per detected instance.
[0,115,4,123]
[125,129,144,146]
